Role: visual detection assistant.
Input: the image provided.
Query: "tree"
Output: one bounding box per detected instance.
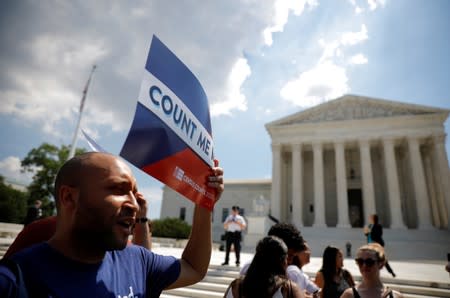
[21,143,86,217]
[151,218,192,239]
[0,176,28,223]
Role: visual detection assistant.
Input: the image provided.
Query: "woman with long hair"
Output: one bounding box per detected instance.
[224,235,303,298]
[340,243,403,298]
[314,246,354,298]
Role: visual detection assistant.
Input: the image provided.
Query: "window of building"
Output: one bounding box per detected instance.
[222,208,229,222]
[239,208,245,217]
[179,207,186,221]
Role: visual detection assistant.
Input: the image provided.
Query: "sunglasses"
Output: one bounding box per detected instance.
[355,258,377,267]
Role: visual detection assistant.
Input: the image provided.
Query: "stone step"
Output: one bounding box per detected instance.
[163,280,448,298]
[186,281,228,293]
[208,265,450,296]
[203,275,234,284]
[163,287,223,298]
[404,294,447,298]
[385,283,450,298]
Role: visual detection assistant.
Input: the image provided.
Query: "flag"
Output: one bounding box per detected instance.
[120,35,217,210]
[82,129,107,153]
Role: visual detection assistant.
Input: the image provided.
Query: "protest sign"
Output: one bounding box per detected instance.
[120,35,217,210]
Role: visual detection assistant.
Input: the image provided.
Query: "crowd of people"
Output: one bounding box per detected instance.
[223,216,403,298]
[0,151,412,298]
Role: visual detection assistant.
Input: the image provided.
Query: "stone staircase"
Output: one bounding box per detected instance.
[161,264,450,298]
[0,242,9,259]
[1,242,449,297]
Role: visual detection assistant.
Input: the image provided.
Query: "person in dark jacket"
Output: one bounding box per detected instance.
[364,214,396,277]
[23,200,42,226]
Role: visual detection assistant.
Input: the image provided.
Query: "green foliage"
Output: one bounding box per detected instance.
[151,217,192,239]
[0,176,28,223]
[21,143,86,217]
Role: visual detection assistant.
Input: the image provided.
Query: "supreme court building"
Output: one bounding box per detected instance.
[266,94,450,231]
[160,94,450,259]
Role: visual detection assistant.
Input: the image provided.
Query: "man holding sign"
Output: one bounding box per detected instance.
[1,35,223,298]
[0,152,224,297]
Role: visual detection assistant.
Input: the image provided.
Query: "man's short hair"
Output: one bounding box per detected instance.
[232,206,239,211]
[267,222,305,252]
[53,152,101,208]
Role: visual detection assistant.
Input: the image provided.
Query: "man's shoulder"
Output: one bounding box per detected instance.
[11,242,49,261]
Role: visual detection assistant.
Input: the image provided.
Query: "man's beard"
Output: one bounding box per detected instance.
[73,206,128,252]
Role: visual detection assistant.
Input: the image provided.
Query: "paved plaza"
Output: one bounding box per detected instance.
[151,245,450,287]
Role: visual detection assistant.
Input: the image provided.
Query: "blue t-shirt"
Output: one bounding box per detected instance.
[0,242,180,298]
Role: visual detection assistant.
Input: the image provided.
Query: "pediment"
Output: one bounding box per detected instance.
[268,94,449,126]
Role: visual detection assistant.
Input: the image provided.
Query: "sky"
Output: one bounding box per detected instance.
[1,0,449,219]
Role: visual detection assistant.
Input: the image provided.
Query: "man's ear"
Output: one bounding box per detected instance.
[58,185,79,210]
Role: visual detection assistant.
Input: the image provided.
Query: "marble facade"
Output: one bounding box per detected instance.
[266,95,450,230]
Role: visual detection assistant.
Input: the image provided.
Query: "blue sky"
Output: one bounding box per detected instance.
[1,0,449,219]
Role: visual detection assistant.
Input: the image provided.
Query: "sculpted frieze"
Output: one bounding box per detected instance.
[287,100,433,124]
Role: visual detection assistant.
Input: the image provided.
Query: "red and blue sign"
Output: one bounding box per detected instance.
[120,35,217,210]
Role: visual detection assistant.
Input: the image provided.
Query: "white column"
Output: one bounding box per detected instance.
[433,134,450,230]
[271,143,282,221]
[423,150,440,227]
[382,137,406,229]
[408,136,433,229]
[313,142,326,227]
[292,143,303,228]
[334,141,350,227]
[360,139,376,224]
[430,139,448,228]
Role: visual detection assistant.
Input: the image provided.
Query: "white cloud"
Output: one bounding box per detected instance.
[280,23,370,108]
[367,0,386,11]
[32,35,108,69]
[0,34,109,137]
[318,39,340,63]
[341,24,368,46]
[280,61,349,107]
[0,156,33,184]
[1,1,294,137]
[348,0,364,14]
[349,53,368,64]
[263,0,318,46]
[210,58,251,116]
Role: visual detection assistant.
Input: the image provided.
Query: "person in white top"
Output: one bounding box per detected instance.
[224,236,304,298]
[287,242,320,298]
[239,223,306,276]
[222,206,246,266]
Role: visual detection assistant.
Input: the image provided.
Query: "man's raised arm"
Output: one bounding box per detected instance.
[167,163,224,289]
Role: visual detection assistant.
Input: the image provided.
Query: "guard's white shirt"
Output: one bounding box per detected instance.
[224,214,246,232]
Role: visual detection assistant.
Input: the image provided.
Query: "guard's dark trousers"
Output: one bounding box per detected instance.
[223,231,242,265]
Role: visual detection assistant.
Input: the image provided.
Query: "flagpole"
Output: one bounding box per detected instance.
[68,65,97,159]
